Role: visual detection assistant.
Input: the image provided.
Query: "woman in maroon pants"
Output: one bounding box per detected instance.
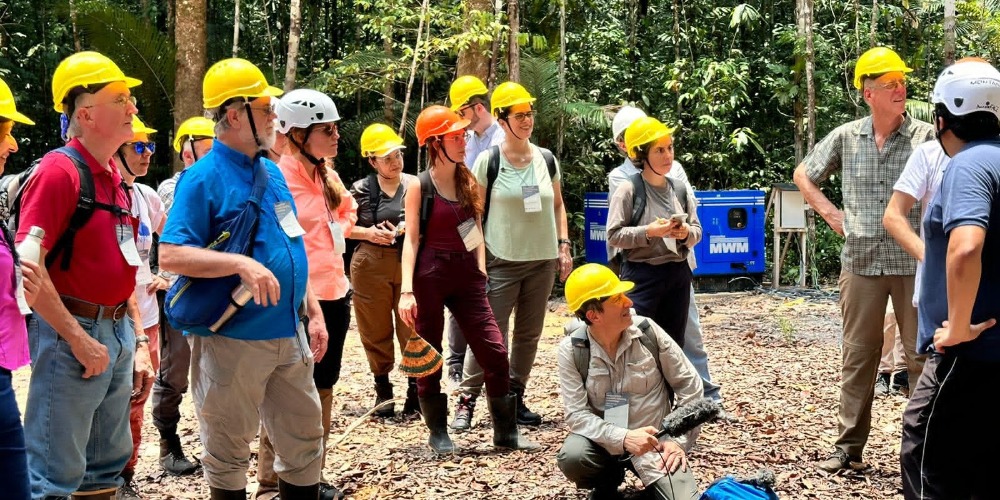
[398,105,538,455]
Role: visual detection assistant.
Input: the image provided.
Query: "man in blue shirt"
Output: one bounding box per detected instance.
[159,58,329,500]
[900,59,1000,500]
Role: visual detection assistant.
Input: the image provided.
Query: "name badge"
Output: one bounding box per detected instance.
[329,221,346,254]
[663,237,678,254]
[118,224,142,267]
[522,185,542,213]
[604,392,630,428]
[276,201,306,238]
[136,258,154,286]
[457,218,484,252]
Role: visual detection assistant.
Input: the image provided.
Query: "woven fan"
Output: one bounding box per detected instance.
[400,332,443,377]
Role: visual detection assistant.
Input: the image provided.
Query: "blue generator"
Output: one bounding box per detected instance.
[583,190,765,291]
[692,190,766,290]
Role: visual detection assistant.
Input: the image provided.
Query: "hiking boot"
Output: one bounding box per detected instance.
[450,394,476,431]
[816,449,860,472]
[891,370,909,393]
[874,372,891,397]
[159,433,199,475]
[319,482,345,500]
[118,470,142,500]
[372,376,395,418]
[401,377,420,417]
[511,383,542,426]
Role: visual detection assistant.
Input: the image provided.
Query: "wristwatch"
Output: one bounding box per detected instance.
[558,239,571,246]
[135,335,150,345]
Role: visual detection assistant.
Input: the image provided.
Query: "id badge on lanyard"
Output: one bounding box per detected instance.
[604,392,630,428]
[522,185,542,213]
[118,224,142,267]
[276,201,306,238]
[457,218,484,252]
[328,221,346,254]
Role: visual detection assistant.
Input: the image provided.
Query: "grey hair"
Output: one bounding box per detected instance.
[66,113,83,140]
[207,102,243,135]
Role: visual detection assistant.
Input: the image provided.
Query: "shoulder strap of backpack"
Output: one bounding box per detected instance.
[635,318,664,380]
[629,172,646,227]
[482,145,501,229]
[539,147,557,180]
[47,146,99,270]
[569,322,591,383]
[668,176,688,213]
[418,170,436,238]
[367,172,380,224]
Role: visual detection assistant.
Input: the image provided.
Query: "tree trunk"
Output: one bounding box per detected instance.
[399,0,430,137]
[672,0,681,118]
[793,0,804,163]
[557,0,566,157]
[383,36,394,125]
[284,0,303,90]
[174,0,208,173]
[869,0,877,47]
[943,0,956,65]
[232,0,241,57]
[804,0,816,149]
[69,0,81,51]
[456,0,493,80]
[507,0,520,82]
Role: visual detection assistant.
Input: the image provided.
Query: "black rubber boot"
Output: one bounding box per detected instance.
[278,479,319,499]
[209,487,247,500]
[511,381,542,426]
[401,377,420,416]
[372,375,395,418]
[159,432,199,475]
[450,394,476,431]
[418,394,456,454]
[488,392,541,451]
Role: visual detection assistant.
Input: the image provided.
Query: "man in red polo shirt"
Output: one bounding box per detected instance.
[15,51,154,500]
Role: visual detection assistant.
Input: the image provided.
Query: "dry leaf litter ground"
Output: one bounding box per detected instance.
[13,289,909,499]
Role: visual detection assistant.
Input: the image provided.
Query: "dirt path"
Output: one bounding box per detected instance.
[13,290,908,499]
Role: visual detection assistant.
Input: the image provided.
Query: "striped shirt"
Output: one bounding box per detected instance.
[803,114,934,276]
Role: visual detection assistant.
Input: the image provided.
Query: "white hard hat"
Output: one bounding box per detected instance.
[274,88,341,134]
[931,60,1000,120]
[612,105,647,141]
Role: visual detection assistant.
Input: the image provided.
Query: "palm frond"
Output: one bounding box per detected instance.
[905,99,934,123]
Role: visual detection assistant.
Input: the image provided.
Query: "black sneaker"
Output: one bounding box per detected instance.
[118,473,142,500]
[874,372,891,397]
[319,482,345,500]
[891,370,909,393]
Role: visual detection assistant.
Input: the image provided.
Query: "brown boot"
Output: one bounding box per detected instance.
[71,487,118,500]
[372,375,395,418]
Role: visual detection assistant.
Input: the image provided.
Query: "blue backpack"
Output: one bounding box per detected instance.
[701,476,779,500]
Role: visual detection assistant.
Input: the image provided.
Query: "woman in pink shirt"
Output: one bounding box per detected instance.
[0,76,40,500]
[275,89,356,500]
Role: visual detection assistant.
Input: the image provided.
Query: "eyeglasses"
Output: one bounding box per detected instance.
[127,141,156,154]
[600,293,632,308]
[458,105,474,118]
[83,94,137,109]
[315,123,338,136]
[510,111,536,123]
[442,133,466,144]
[247,101,277,114]
[870,79,906,91]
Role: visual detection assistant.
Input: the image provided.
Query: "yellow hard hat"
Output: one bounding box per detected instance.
[173,116,216,152]
[624,117,676,158]
[491,81,536,116]
[360,123,405,157]
[202,58,283,109]
[854,47,913,89]
[449,75,489,111]
[51,51,142,113]
[131,115,157,136]
[0,77,35,125]
[565,264,635,313]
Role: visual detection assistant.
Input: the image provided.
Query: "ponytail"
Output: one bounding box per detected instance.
[316,159,344,212]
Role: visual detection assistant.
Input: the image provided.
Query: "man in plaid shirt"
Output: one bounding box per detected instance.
[793,47,934,472]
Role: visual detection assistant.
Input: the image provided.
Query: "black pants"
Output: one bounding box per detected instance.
[901,353,1000,499]
[311,294,352,389]
[621,260,692,348]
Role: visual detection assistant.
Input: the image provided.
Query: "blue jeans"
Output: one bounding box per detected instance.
[1,368,29,500]
[25,313,134,498]
[682,286,722,402]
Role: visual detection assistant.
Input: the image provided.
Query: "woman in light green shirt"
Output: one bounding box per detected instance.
[451,82,573,432]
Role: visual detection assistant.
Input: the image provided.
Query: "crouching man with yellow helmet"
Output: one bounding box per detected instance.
[158,58,327,500]
[556,264,703,499]
[18,51,154,500]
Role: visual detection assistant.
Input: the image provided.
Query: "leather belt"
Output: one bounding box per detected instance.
[60,295,128,321]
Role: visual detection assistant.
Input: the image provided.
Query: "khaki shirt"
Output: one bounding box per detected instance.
[557,316,704,485]
[803,114,934,276]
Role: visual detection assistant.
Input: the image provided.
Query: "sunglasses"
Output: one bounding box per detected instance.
[127,141,156,154]
[600,293,632,308]
[314,123,338,136]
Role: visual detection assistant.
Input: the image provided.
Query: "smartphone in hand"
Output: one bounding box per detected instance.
[670,213,688,226]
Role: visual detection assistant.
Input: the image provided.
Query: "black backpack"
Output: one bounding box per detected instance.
[3,146,126,270]
[344,173,382,274]
[627,172,689,226]
[483,144,557,229]
[565,316,662,382]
